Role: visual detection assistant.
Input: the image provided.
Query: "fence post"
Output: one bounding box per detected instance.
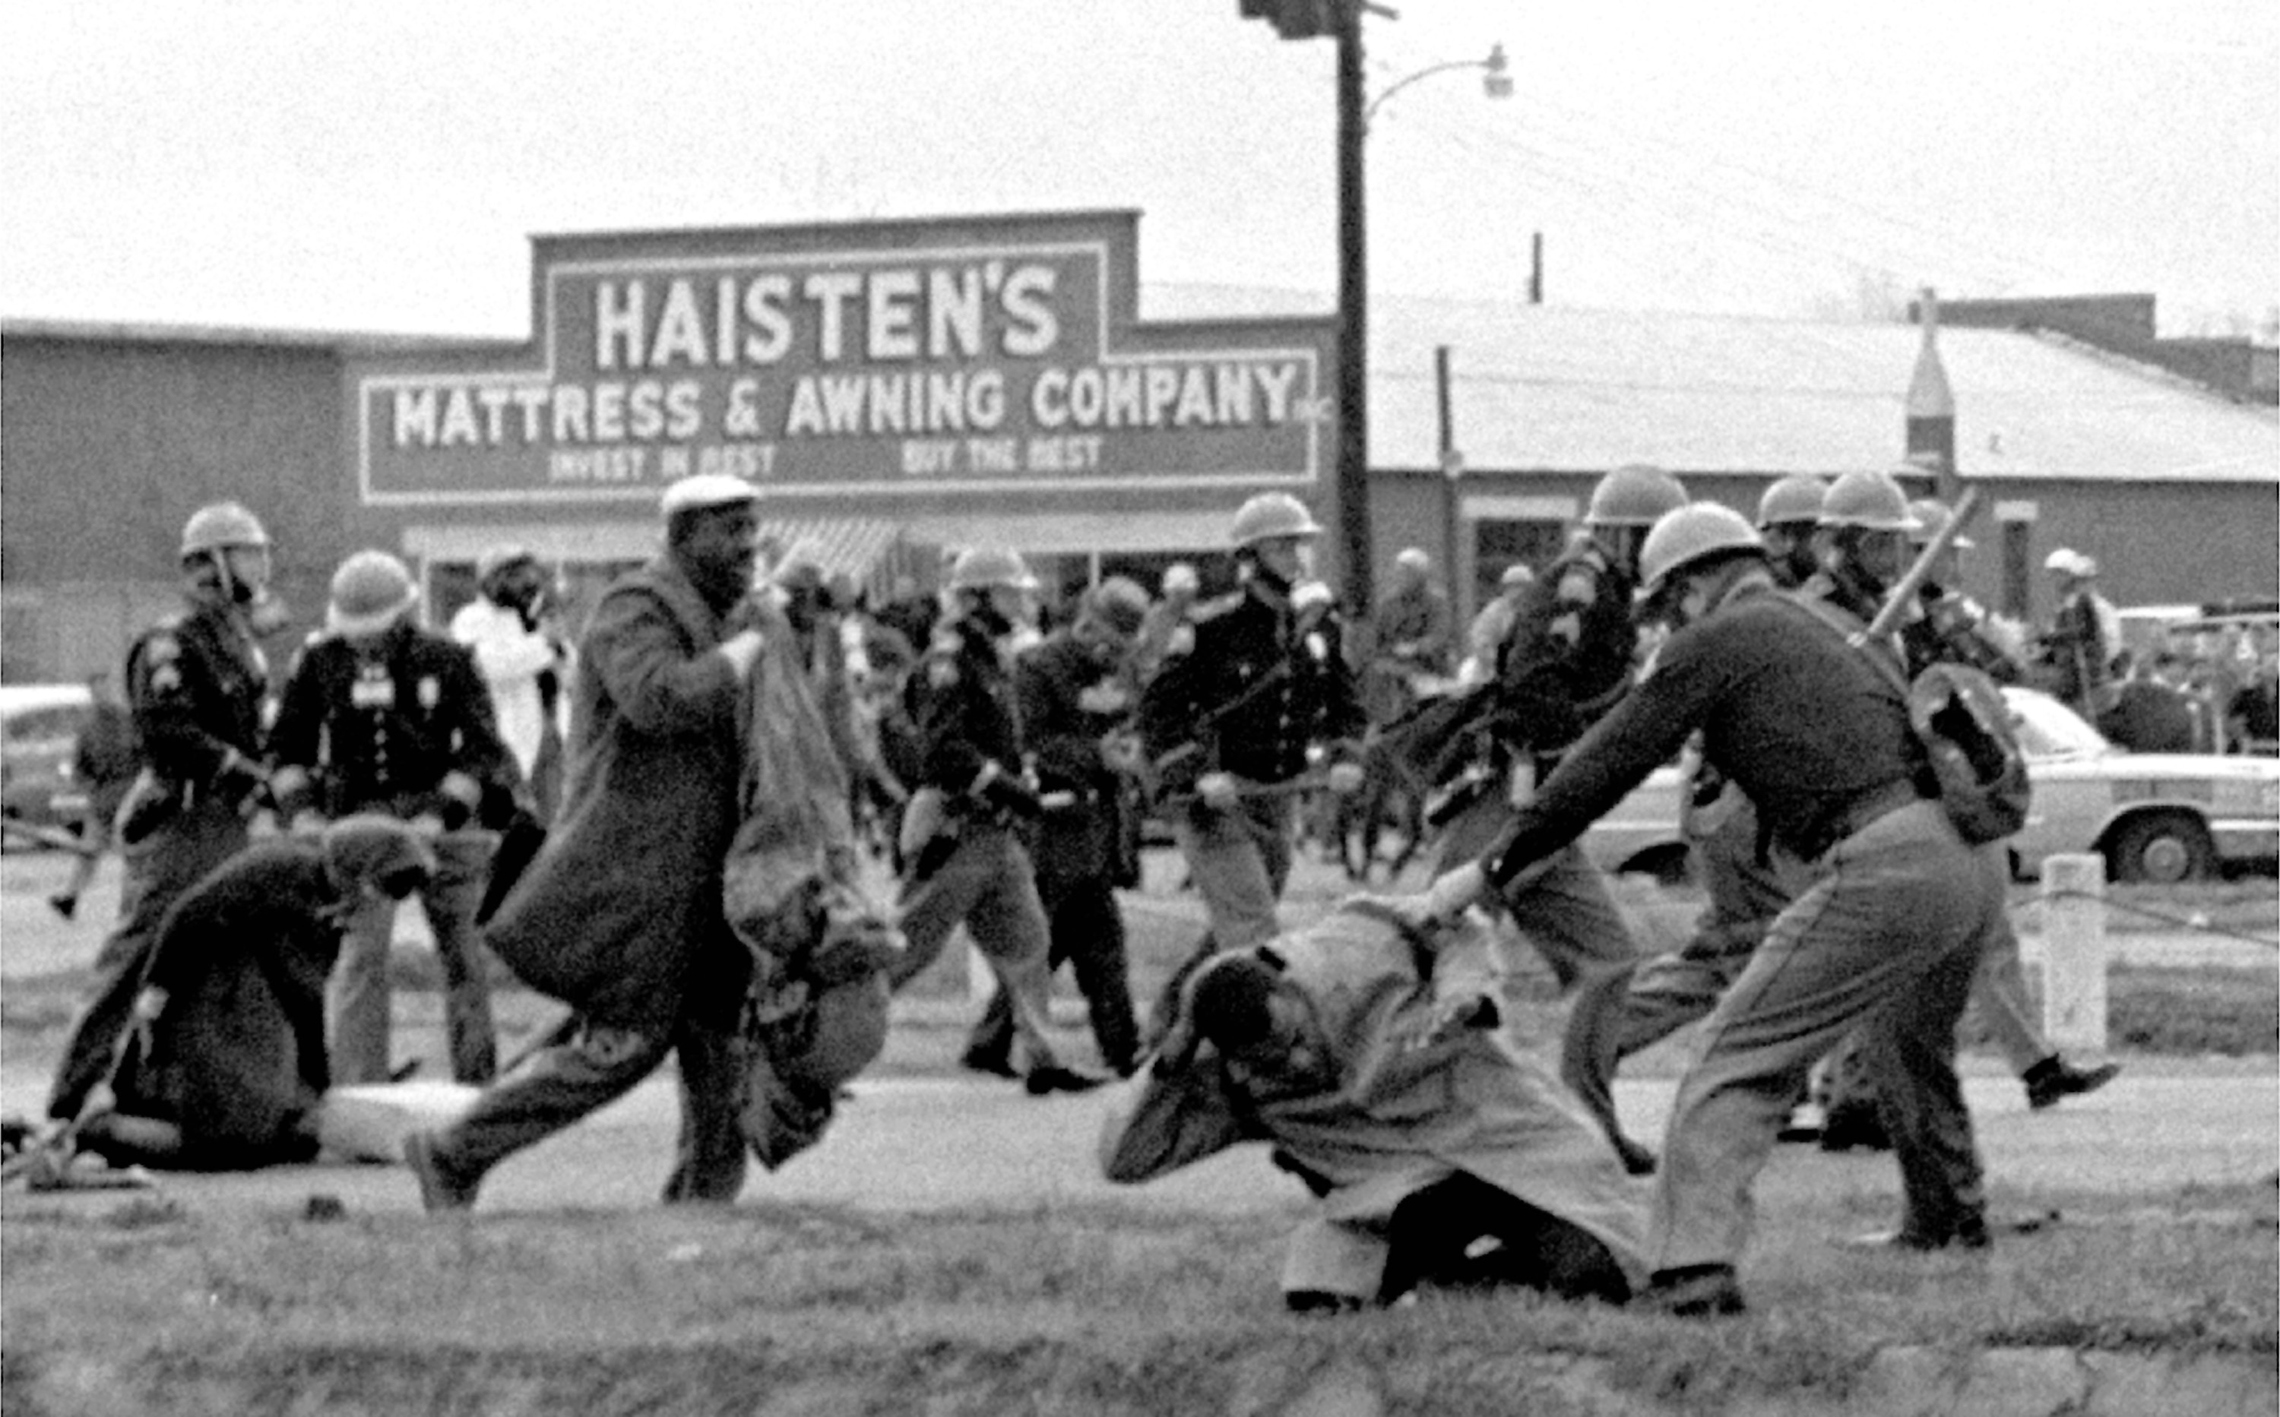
[2040,853,2109,1054]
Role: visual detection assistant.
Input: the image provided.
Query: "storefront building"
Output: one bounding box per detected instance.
[5,209,2275,686]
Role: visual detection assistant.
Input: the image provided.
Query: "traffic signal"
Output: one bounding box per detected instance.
[1240,0,1335,41]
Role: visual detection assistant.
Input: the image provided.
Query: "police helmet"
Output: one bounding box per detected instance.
[946,546,1036,593]
[179,502,271,561]
[1229,492,1324,548]
[1906,499,1974,549]
[1755,475,1829,530]
[1818,470,1919,532]
[327,550,420,636]
[1585,465,1689,528]
[1637,504,1765,600]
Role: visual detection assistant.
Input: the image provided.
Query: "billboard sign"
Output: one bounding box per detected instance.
[354,213,1334,507]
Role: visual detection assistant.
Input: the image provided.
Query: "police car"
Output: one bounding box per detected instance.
[1582,686,2280,886]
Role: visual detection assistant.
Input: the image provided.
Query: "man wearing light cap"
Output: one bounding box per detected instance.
[403,473,776,1210]
[2041,549,2118,716]
[269,548,518,1087]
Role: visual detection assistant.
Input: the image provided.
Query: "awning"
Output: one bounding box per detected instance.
[755,517,921,601]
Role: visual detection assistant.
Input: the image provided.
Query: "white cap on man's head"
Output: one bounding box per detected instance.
[659,474,760,518]
[1396,546,1431,572]
[2044,548,2096,577]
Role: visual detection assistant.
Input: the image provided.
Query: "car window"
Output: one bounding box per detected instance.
[5,708,87,744]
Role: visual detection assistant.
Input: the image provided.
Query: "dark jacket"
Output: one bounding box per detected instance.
[1017,630,1132,887]
[124,599,267,794]
[1488,580,1923,878]
[1492,541,1637,759]
[907,616,1027,802]
[270,621,518,823]
[483,557,751,1029]
[113,839,347,1169]
[1138,581,1366,792]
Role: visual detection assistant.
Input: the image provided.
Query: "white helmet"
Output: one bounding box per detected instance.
[1229,492,1324,548]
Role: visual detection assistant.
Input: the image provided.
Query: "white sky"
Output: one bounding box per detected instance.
[3,0,2274,340]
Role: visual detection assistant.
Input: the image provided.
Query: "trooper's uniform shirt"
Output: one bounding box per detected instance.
[128,601,268,796]
[269,622,513,822]
[1489,582,1922,877]
[1138,583,1366,792]
[909,617,1027,809]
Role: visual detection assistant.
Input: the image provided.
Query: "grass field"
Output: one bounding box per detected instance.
[2,843,2275,1415]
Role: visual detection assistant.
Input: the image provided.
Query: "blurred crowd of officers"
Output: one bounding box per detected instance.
[24,459,2277,1322]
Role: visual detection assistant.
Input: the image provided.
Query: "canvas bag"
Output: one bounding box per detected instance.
[1787,594,2031,846]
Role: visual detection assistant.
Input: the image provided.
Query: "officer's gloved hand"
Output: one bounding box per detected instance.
[1326,761,1365,795]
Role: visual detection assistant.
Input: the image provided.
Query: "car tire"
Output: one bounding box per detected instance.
[2103,811,2217,884]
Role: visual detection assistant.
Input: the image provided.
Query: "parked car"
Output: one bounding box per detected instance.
[0,682,96,847]
[1580,686,2280,887]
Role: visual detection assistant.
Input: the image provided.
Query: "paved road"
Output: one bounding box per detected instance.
[7,1059,2274,1223]
[4,849,2273,1222]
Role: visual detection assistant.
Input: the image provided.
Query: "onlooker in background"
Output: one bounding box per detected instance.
[48,670,142,922]
[1460,563,1535,685]
[402,474,775,1210]
[2099,652,2199,753]
[45,502,281,1140]
[449,547,571,824]
[270,550,518,1086]
[1369,546,1455,680]
[2040,549,2117,717]
[2227,627,2279,755]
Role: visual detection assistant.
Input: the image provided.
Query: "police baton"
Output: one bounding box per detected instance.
[1863,485,1983,643]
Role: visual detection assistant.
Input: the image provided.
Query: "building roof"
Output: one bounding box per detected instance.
[1143,285,2280,485]
[0,317,506,358]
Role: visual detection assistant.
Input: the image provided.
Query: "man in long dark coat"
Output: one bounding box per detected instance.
[401,474,771,1211]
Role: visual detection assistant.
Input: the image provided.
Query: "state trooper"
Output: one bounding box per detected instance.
[1565,477,1827,1172]
[1436,501,2009,1317]
[883,546,1103,1096]
[1432,464,1687,991]
[46,501,283,1131]
[1754,474,1829,589]
[270,550,518,1085]
[1803,478,2118,1141]
[963,576,1154,1079]
[1136,493,1368,1032]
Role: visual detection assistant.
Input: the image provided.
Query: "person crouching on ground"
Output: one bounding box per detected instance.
[59,815,434,1171]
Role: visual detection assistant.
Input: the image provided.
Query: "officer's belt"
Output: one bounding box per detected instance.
[1799,779,1924,860]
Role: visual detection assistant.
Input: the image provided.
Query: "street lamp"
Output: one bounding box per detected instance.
[1335,29,1510,614]
[1364,44,1512,130]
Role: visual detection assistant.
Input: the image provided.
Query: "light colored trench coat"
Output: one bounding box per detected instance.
[1100,897,1651,1301]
